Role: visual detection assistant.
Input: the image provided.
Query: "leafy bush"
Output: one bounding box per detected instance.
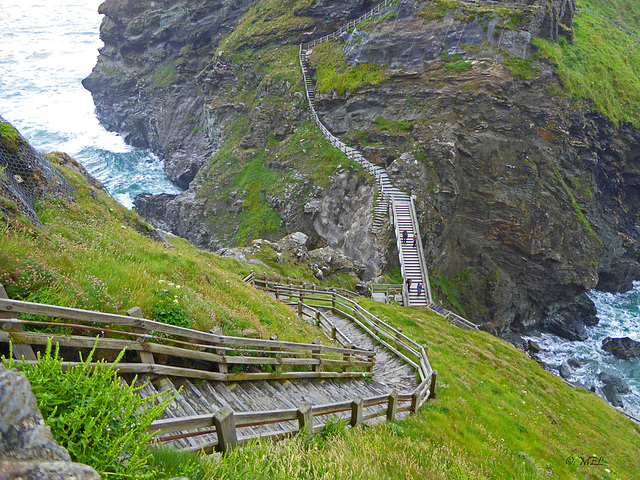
[2,340,174,479]
[152,288,190,328]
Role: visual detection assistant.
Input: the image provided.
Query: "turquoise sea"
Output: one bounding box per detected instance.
[0,0,181,208]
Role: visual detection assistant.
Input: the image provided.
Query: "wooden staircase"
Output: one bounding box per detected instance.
[299,37,433,307]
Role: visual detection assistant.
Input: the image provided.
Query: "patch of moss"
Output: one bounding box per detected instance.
[554,168,598,239]
[310,42,391,95]
[153,59,179,87]
[0,122,25,153]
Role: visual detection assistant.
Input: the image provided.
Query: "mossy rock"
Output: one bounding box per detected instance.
[0,122,25,153]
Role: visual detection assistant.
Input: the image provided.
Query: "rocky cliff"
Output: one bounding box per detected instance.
[84,0,640,336]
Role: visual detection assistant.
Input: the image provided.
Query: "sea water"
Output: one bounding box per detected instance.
[525,285,640,419]
[0,0,181,208]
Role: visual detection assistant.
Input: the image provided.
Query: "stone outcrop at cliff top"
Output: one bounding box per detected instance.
[0,365,101,479]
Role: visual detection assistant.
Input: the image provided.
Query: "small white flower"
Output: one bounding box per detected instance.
[167,282,175,287]
[158,280,165,284]
[176,285,181,289]
[173,299,179,304]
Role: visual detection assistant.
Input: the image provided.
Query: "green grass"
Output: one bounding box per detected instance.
[216,0,314,55]
[504,56,539,80]
[310,42,391,95]
[0,122,25,153]
[534,0,640,125]
[204,300,640,479]
[554,168,598,239]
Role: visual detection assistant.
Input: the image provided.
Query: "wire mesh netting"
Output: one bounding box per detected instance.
[0,114,74,227]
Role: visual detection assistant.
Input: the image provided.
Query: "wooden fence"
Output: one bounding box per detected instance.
[0,285,374,383]
[147,274,437,454]
[302,0,396,51]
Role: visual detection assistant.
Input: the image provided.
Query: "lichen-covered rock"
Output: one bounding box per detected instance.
[0,365,101,479]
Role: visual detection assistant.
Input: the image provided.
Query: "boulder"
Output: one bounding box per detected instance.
[279,232,308,251]
[601,383,624,408]
[558,362,571,379]
[0,365,101,479]
[543,313,588,341]
[601,337,640,360]
[598,372,630,395]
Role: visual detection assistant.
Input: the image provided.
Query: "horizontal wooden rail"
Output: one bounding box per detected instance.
[0,294,374,382]
[149,388,414,452]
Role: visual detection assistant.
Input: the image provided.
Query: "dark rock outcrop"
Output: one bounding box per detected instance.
[602,337,640,360]
[0,365,101,479]
[598,372,630,395]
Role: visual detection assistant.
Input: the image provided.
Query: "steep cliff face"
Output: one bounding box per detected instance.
[83,0,259,188]
[313,2,640,335]
[85,0,640,334]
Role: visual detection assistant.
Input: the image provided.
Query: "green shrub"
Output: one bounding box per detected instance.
[2,340,174,479]
[152,288,190,328]
[445,60,473,72]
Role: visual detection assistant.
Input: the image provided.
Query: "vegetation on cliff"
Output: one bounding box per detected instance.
[535,0,640,125]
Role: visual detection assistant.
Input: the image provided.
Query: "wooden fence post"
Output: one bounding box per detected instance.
[298,291,303,318]
[297,404,313,434]
[214,407,237,453]
[211,326,228,374]
[394,327,402,351]
[429,370,438,399]
[311,341,321,373]
[0,284,36,361]
[331,294,336,313]
[387,391,398,421]
[315,311,321,327]
[350,398,363,427]
[411,390,421,415]
[127,307,155,365]
[270,334,282,373]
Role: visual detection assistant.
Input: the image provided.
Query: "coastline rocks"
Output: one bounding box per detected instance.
[601,337,640,360]
[0,365,101,479]
[558,362,571,379]
[543,313,588,341]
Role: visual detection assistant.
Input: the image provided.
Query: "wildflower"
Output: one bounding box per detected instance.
[158,279,165,284]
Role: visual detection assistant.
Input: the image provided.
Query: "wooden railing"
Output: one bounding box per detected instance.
[147,274,437,454]
[302,0,396,51]
[0,287,374,383]
[246,274,435,385]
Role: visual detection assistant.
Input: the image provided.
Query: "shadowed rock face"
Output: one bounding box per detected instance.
[0,365,101,479]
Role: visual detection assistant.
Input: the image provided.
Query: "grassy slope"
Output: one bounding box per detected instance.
[207,301,640,480]
[534,0,640,126]
[0,153,348,342]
